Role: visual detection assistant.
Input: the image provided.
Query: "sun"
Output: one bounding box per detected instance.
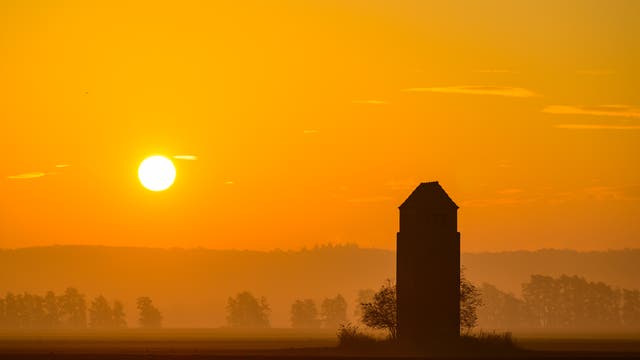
[138,155,176,191]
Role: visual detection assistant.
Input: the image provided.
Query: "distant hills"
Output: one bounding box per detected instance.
[0,245,638,327]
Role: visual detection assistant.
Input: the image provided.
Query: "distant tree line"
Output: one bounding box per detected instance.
[289,294,348,329]
[1,287,351,330]
[225,291,348,329]
[1,274,486,332]
[0,288,162,329]
[229,279,482,336]
[479,274,640,330]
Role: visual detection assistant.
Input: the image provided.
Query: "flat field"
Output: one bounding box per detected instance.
[514,331,640,353]
[1,329,639,359]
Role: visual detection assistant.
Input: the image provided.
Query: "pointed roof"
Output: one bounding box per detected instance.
[399,181,458,210]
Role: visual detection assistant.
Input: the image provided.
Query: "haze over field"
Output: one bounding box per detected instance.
[1,245,638,328]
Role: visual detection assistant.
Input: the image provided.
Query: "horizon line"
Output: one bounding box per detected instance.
[0,243,637,254]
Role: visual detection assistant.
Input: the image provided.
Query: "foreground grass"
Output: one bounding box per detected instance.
[337,325,520,356]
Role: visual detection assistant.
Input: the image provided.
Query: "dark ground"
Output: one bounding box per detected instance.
[1,329,640,359]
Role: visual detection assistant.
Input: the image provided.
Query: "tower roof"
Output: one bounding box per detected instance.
[399,181,459,210]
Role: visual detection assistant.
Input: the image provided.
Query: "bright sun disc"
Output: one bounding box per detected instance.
[138,156,176,191]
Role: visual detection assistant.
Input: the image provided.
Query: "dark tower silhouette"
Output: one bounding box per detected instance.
[397,182,460,346]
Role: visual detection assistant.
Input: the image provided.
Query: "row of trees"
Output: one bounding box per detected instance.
[225,291,348,329]
[0,288,162,329]
[479,274,640,330]
[290,295,348,329]
[2,274,484,333]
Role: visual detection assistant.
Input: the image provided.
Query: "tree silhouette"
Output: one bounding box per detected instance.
[17,292,45,328]
[43,291,60,329]
[521,274,623,329]
[320,294,347,329]
[59,288,87,329]
[226,291,270,328]
[2,293,20,328]
[622,289,640,328]
[353,288,375,321]
[478,283,532,329]
[290,299,320,328]
[360,279,397,339]
[89,295,113,329]
[136,297,162,328]
[0,297,5,328]
[112,300,127,328]
[460,268,482,333]
[522,274,557,328]
[0,290,126,330]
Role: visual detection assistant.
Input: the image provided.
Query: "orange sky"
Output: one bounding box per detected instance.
[1,1,639,252]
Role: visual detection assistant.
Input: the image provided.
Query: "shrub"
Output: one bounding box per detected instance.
[337,323,379,348]
[459,330,517,352]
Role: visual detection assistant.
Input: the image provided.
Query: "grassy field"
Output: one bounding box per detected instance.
[0,328,337,354]
[513,331,640,353]
[1,328,639,358]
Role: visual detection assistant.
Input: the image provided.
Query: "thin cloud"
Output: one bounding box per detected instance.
[402,85,538,98]
[303,129,319,134]
[460,197,539,208]
[385,179,419,191]
[554,124,640,130]
[550,185,640,203]
[224,181,234,185]
[462,184,640,207]
[577,69,615,75]
[497,188,524,195]
[7,172,47,179]
[543,105,640,119]
[347,196,394,203]
[352,100,389,105]
[474,69,517,74]
[55,164,71,168]
[173,155,198,160]
[497,161,512,169]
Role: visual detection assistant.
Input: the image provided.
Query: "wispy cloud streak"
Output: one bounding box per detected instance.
[543,105,640,119]
[402,85,538,98]
[173,155,198,160]
[554,124,640,130]
[7,172,47,179]
[352,100,388,105]
[577,69,615,75]
[347,196,393,203]
[474,69,517,74]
